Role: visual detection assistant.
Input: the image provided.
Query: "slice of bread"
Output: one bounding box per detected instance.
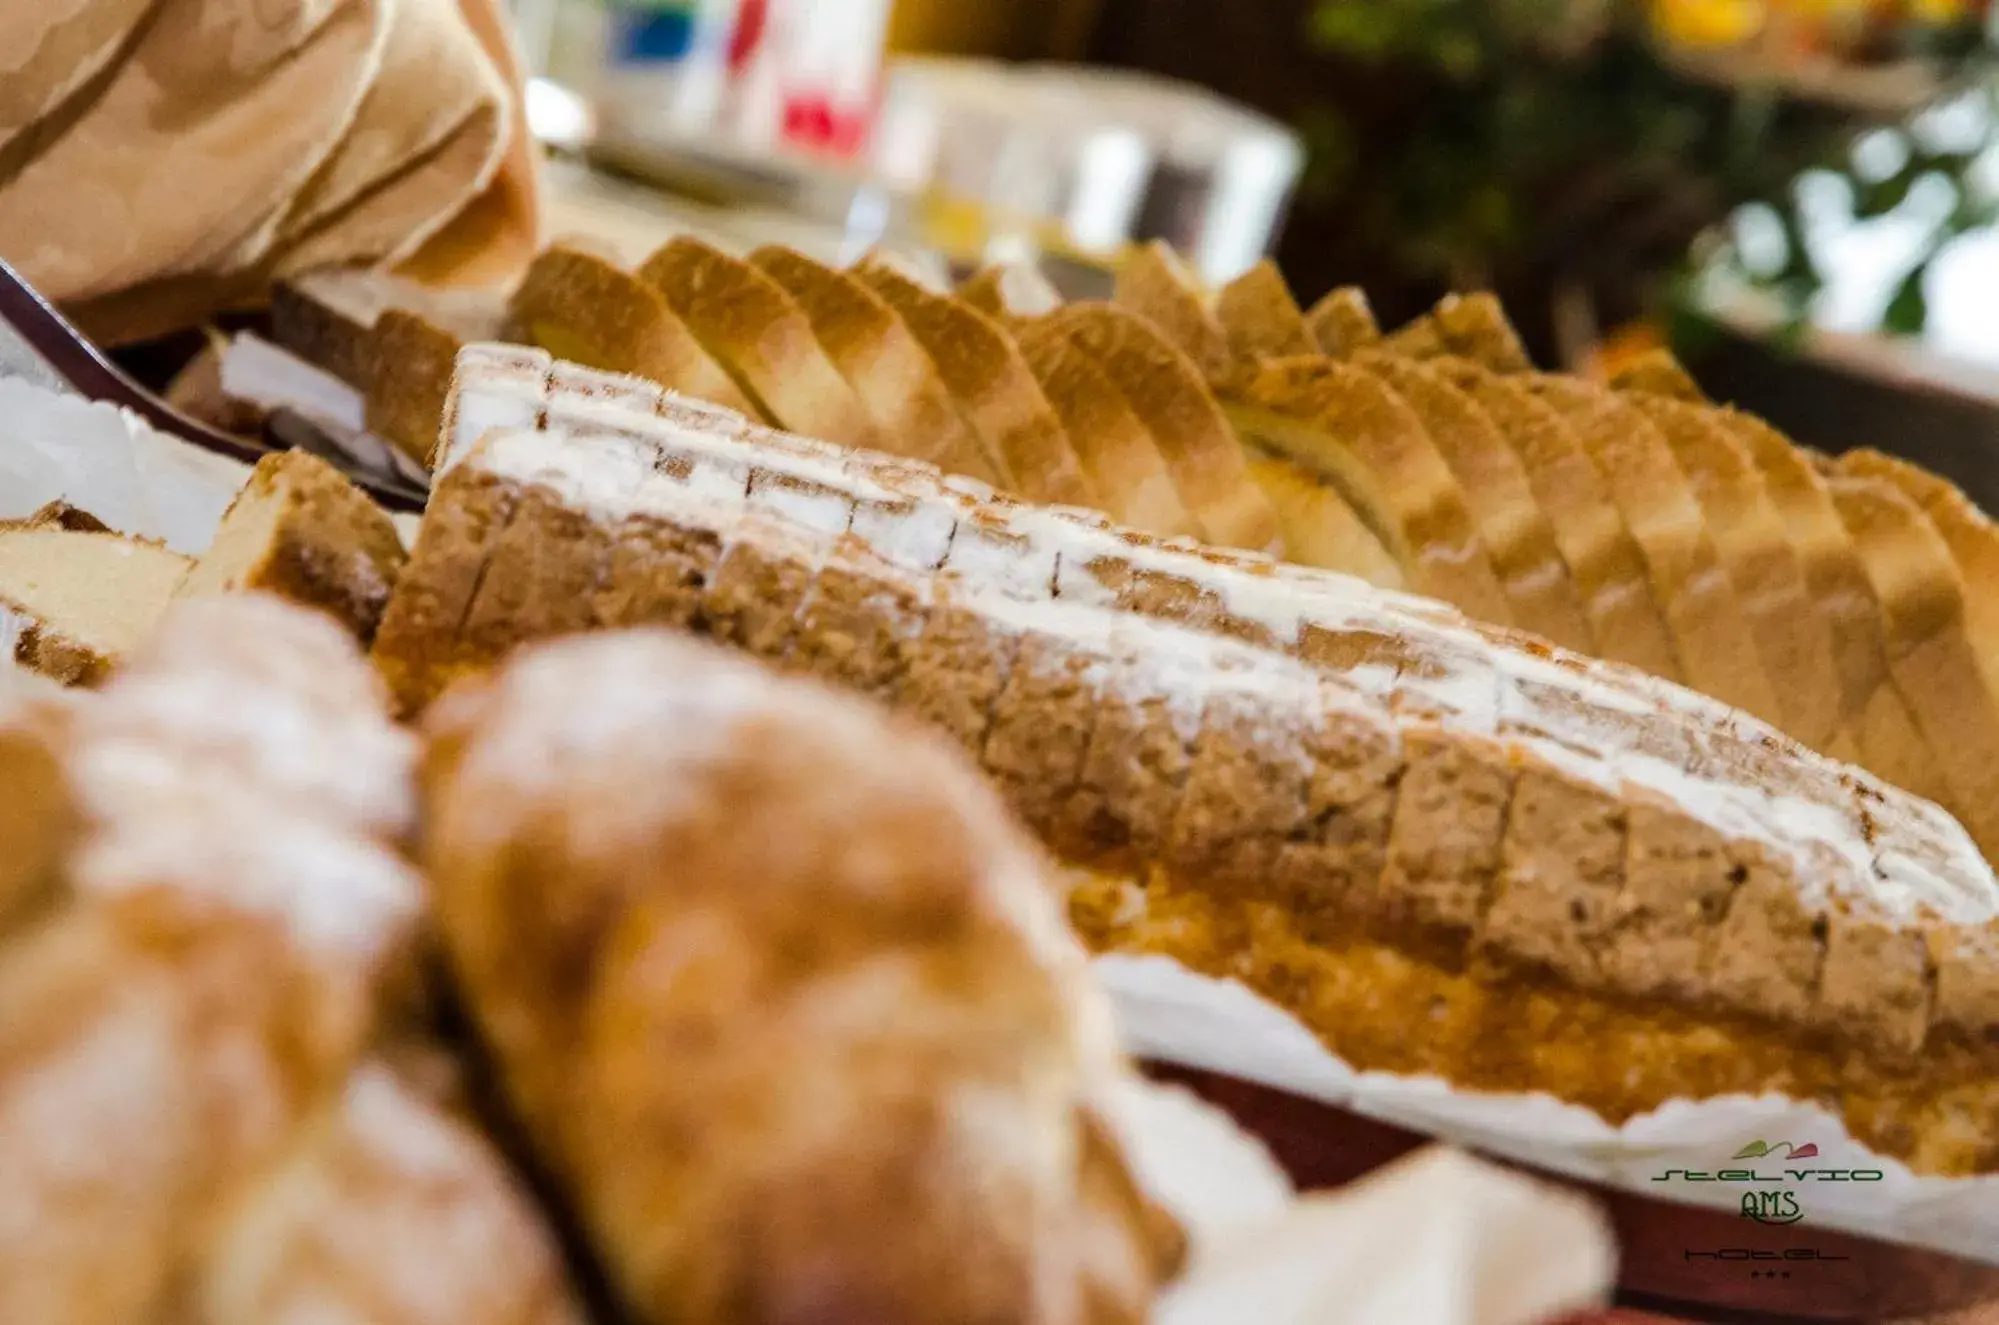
[1428,357,1679,679]
[959,263,1064,323]
[1729,427,1939,792]
[1229,356,1512,618]
[367,308,484,467]
[1013,320,1200,537]
[0,528,191,684]
[1388,294,1533,373]
[505,244,759,418]
[1842,448,1999,677]
[1214,259,1318,366]
[270,269,509,466]
[852,257,1097,507]
[1609,349,1705,402]
[1841,448,1999,785]
[1246,453,1405,588]
[1110,240,1233,390]
[1622,395,1843,753]
[638,236,886,451]
[1358,352,1593,651]
[1038,303,1280,553]
[1826,471,1999,859]
[749,246,1002,485]
[175,451,408,644]
[1305,286,1383,357]
[1525,377,1784,726]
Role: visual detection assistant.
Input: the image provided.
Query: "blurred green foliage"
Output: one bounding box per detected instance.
[1301,0,1993,334]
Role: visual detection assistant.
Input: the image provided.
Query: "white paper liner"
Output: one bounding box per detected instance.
[222,334,431,488]
[1109,1075,1615,1325]
[1153,1147,1614,1325]
[0,378,247,553]
[1100,953,1999,1266]
[220,333,367,437]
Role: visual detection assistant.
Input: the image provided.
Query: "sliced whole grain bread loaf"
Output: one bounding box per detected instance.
[372,347,1999,1177]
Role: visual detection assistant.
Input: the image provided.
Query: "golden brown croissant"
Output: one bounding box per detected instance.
[0,595,583,1325]
[192,1060,584,1325]
[421,631,1185,1325]
[0,890,365,1324]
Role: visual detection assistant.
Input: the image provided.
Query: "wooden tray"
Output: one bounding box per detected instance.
[1146,1063,1999,1322]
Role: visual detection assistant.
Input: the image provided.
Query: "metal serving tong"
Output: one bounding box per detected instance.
[0,258,427,513]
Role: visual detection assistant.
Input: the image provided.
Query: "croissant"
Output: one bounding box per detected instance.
[421,630,1185,1325]
[0,595,581,1325]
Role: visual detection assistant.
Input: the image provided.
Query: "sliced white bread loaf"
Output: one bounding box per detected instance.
[1305,286,1383,357]
[638,236,886,452]
[505,242,760,419]
[1246,454,1404,589]
[1228,355,1512,620]
[1357,352,1592,652]
[1621,394,1844,754]
[1825,469,1999,862]
[1039,304,1280,554]
[1428,358,1680,679]
[749,245,1003,486]
[1213,260,1318,367]
[852,256,1097,507]
[1012,319,1201,537]
[1524,377,1784,728]
[1109,241,1234,390]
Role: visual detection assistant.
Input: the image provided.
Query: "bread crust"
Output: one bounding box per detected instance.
[1304,286,1383,357]
[419,632,1183,1324]
[1386,293,1533,373]
[1213,259,1317,367]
